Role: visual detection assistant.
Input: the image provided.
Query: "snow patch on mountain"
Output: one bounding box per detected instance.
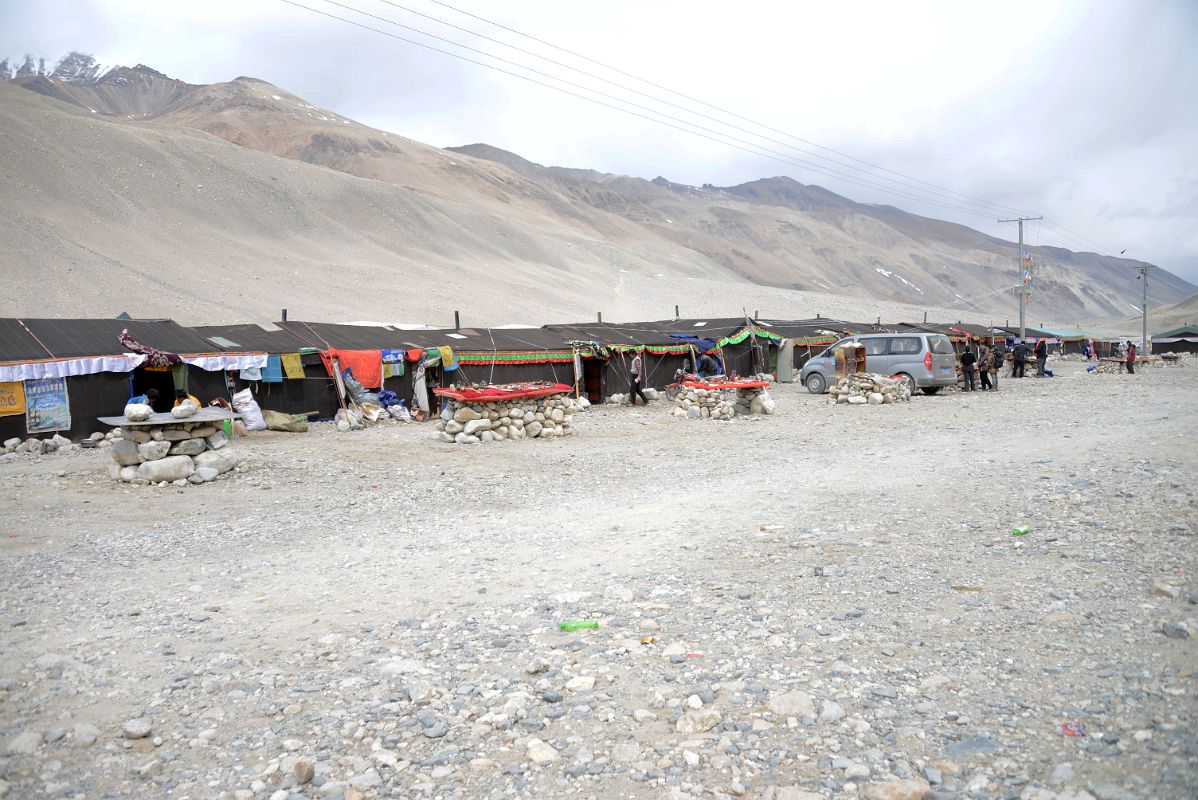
[1,52,121,82]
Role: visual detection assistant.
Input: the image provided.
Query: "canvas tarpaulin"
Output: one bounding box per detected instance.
[321,349,383,389]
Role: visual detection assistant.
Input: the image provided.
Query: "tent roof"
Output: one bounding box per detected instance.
[1153,324,1198,339]
[545,319,749,347]
[0,319,48,361]
[194,321,575,353]
[754,318,858,340]
[0,317,220,361]
[191,324,314,353]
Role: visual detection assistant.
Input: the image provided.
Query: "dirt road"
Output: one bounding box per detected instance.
[1,360,1194,799]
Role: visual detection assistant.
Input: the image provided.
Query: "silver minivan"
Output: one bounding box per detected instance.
[800,332,957,395]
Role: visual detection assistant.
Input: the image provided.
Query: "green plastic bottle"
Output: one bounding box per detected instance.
[558,620,599,631]
[1011,525,1031,536]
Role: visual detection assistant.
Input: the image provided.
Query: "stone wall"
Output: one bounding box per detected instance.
[671,386,775,420]
[435,394,581,444]
[827,373,911,405]
[108,421,238,486]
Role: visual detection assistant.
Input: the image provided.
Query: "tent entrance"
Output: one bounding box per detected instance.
[130,367,177,414]
[583,359,604,404]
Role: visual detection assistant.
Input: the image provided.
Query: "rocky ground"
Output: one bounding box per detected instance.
[0,359,1195,800]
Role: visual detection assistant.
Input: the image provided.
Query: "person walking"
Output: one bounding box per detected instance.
[989,340,1004,391]
[628,347,649,404]
[959,345,977,392]
[1126,340,1137,375]
[1012,340,1029,378]
[1034,338,1048,377]
[977,341,992,391]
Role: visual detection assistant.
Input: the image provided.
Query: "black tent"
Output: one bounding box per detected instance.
[0,318,257,441]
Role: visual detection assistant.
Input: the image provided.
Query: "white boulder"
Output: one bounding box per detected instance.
[170,401,199,419]
[124,403,154,421]
[136,455,195,483]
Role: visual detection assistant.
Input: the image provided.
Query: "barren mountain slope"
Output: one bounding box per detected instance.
[451,147,1192,321]
[0,83,996,327]
[0,83,729,324]
[3,54,1191,325]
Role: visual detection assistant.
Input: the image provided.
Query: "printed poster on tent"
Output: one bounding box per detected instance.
[0,382,26,418]
[24,378,71,434]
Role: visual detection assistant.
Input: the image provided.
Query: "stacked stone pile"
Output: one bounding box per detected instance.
[672,385,775,420]
[4,433,80,457]
[828,372,911,405]
[436,394,580,444]
[107,412,238,486]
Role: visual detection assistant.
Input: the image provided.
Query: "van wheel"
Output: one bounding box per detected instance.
[895,373,916,394]
[922,387,941,396]
[805,373,827,394]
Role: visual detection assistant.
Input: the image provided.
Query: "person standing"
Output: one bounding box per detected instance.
[1126,340,1137,375]
[977,341,992,391]
[959,345,977,392]
[989,340,1004,391]
[1034,338,1048,377]
[629,347,649,405]
[1012,340,1029,378]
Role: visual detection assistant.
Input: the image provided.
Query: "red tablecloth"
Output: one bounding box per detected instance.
[433,383,573,402]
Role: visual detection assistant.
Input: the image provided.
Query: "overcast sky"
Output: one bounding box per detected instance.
[4,0,1196,281]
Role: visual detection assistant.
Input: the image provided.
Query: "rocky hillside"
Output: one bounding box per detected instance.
[3,52,1192,325]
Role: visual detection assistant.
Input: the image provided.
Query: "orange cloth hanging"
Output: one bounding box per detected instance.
[321,349,383,389]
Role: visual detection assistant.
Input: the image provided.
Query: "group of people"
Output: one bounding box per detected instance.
[126,387,203,411]
[958,340,1004,391]
[958,336,1054,391]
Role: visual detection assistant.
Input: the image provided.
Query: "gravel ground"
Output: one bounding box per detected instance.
[0,360,1195,800]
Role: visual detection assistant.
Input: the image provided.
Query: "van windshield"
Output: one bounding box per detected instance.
[928,335,954,354]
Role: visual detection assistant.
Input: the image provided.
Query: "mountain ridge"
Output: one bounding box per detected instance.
[2,51,1191,326]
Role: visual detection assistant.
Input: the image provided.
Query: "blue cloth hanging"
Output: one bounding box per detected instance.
[261,355,283,383]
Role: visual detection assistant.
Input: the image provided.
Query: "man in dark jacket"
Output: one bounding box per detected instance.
[1034,338,1048,376]
[1012,340,1030,378]
[989,341,1005,390]
[977,342,992,390]
[959,346,977,391]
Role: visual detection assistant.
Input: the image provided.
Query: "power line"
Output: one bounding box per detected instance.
[1041,218,1116,257]
[420,0,1039,219]
[371,0,1032,219]
[285,0,1020,219]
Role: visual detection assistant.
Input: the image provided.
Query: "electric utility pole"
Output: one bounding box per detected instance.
[999,216,1042,341]
[1140,265,1150,355]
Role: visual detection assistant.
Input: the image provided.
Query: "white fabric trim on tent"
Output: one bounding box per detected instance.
[181,354,268,371]
[0,354,147,382]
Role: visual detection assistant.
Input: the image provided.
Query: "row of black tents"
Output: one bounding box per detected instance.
[0,315,1102,441]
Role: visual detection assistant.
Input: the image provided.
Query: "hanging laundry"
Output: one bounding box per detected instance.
[439,345,458,371]
[261,355,284,383]
[118,329,181,368]
[406,348,424,363]
[239,365,262,381]
[171,363,189,391]
[320,349,383,389]
[280,352,305,379]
